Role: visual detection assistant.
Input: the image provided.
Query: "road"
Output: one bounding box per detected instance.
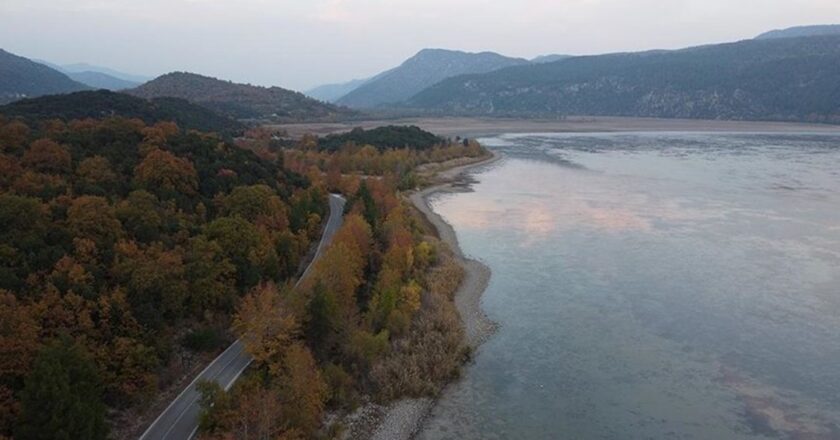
[139,194,346,440]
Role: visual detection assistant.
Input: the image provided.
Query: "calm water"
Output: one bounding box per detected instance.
[417,133,840,440]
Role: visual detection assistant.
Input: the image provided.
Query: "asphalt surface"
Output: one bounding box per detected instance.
[139,194,346,440]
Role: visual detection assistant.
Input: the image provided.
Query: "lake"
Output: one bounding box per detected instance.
[417,133,840,439]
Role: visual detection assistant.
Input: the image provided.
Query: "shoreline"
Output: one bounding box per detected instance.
[356,151,502,440]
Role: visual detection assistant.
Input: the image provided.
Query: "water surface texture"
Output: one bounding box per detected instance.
[418,133,840,440]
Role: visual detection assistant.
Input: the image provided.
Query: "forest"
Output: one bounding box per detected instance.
[0,114,486,439]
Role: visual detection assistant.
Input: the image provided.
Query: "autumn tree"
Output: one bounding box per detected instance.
[21,139,71,175]
[233,283,298,372]
[277,344,327,436]
[16,337,107,440]
[76,156,118,188]
[134,148,198,197]
[67,196,123,251]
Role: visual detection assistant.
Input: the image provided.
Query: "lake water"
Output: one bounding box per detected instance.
[417,133,840,440]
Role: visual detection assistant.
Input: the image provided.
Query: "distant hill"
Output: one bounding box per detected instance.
[127,72,354,122]
[756,24,840,40]
[0,49,90,104]
[0,90,244,134]
[531,54,572,64]
[64,71,140,90]
[306,78,370,102]
[406,35,840,123]
[318,125,444,151]
[336,49,529,108]
[36,60,154,84]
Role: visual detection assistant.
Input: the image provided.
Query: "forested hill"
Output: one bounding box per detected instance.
[126,72,355,122]
[317,125,444,151]
[336,49,529,108]
[0,90,245,134]
[0,49,90,104]
[406,35,840,124]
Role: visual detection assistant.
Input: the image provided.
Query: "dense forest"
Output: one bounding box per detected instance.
[0,115,326,439]
[0,91,245,135]
[0,112,486,439]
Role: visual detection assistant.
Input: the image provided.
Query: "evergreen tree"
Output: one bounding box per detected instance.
[16,337,107,440]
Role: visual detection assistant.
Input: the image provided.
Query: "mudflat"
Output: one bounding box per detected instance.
[275,116,840,138]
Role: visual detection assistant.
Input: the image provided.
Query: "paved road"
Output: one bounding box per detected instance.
[139,194,346,440]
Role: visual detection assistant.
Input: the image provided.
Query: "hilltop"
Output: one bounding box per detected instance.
[127,72,355,122]
[336,49,529,108]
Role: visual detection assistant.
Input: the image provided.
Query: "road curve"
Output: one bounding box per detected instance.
[139,194,346,440]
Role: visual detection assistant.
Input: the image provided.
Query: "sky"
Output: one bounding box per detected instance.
[1,0,839,91]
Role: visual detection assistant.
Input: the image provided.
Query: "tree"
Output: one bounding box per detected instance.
[278,344,327,436]
[184,236,237,316]
[0,121,29,153]
[204,216,263,288]
[134,148,198,196]
[232,283,298,371]
[67,196,122,250]
[76,156,118,187]
[16,337,107,440]
[21,139,72,174]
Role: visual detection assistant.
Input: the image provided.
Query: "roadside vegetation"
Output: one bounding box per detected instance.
[197,126,488,439]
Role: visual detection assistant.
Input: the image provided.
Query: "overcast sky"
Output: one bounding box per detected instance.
[1,0,838,91]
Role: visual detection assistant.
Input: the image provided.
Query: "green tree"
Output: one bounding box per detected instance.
[16,337,107,440]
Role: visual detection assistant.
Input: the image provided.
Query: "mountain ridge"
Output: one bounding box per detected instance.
[126,72,355,122]
[0,49,90,104]
[405,35,840,123]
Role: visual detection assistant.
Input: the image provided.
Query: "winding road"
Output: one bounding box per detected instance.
[139,194,346,440]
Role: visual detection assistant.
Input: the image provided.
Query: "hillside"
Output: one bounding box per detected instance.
[532,54,572,64]
[406,35,840,123]
[336,49,529,108]
[0,49,90,104]
[0,90,244,134]
[65,71,140,90]
[127,72,354,122]
[756,24,840,40]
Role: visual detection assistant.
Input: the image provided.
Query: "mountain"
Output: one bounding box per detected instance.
[126,72,354,122]
[531,54,572,64]
[406,35,840,124]
[336,49,529,108]
[0,49,90,104]
[306,78,370,102]
[0,90,244,134]
[756,24,840,40]
[64,71,140,90]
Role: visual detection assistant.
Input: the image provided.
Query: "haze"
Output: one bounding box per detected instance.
[1,0,838,91]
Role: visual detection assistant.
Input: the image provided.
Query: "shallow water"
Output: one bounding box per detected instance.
[417,133,840,440]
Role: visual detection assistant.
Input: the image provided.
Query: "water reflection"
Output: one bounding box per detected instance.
[418,133,840,440]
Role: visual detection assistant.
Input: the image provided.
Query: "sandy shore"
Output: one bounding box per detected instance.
[341,151,501,440]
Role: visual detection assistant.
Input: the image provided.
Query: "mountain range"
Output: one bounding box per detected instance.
[404,32,840,123]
